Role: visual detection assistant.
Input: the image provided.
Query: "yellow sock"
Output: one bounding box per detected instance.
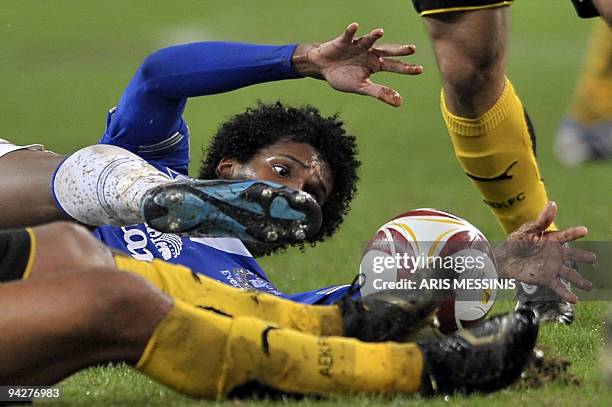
[137,300,424,399]
[114,255,342,336]
[441,78,553,233]
[569,20,612,124]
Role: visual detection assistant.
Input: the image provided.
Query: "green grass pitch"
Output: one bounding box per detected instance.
[2,0,611,405]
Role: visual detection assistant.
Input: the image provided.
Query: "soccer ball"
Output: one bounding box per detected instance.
[359,208,497,334]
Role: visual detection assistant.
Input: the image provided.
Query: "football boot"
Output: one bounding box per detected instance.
[515,282,574,325]
[418,308,539,395]
[141,180,322,244]
[337,264,452,342]
[339,289,438,342]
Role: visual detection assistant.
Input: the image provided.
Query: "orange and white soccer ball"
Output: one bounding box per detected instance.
[359,208,497,334]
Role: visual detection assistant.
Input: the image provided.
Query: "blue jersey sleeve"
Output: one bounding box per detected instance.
[99,42,301,174]
[285,284,360,305]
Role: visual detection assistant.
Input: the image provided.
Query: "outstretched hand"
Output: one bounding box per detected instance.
[292,23,423,107]
[497,201,596,304]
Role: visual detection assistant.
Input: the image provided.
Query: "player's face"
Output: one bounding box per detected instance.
[216,139,333,206]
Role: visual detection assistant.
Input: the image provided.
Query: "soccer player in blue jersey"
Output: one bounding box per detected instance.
[0,23,424,305]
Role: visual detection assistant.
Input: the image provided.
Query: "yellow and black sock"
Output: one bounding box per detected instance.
[136,299,424,399]
[568,20,612,124]
[114,255,342,336]
[441,78,553,233]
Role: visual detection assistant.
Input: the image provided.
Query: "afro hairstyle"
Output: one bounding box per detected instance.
[198,101,360,250]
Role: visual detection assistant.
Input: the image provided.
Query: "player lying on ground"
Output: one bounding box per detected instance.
[0,23,424,304]
[0,135,596,306]
[0,221,539,396]
[408,0,611,323]
[0,22,421,238]
[0,23,591,306]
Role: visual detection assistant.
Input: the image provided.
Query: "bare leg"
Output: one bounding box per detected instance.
[418,6,571,319]
[0,269,171,385]
[0,222,116,283]
[0,144,170,229]
[0,150,66,228]
[423,8,508,117]
[27,222,115,278]
[419,6,552,233]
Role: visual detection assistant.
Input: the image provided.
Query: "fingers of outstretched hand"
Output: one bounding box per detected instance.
[357,80,402,107]
[379,58,423,75]
[529,201,557,232]
[341,22,359,43]
[563,246,597,264]
[549,278,579,304]
[356,28,384,49]
[550,226,588,243]
[558,266,593,291]
[372,43,416,57]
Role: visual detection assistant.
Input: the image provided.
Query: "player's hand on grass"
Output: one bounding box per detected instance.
[292,22,423,107]
[496,201,596,304]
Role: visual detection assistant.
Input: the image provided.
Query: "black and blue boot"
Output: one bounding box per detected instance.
[141,180,322,244]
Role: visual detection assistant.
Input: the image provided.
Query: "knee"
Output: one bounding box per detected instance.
[437,47,505,101]
[33,221,115,273]
[436,44,507,117]
[424,12,508,102]
[58,222,112,268]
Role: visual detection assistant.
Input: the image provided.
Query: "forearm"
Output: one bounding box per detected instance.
[107,41,305,143]
[105,24,415,146]
[136,41,301,99]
